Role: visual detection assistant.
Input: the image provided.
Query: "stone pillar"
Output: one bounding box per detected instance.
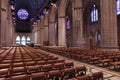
[72,0,87,48]
[0,0,1,48]
[58,17,66,46]
[0,0,7,47]
[34,26,37,44]
[40,28,44,45]
[49,22,56,46]
[40,19,44,45]
[100,0,118,49]
[38,21,42,44]
[31,30,36,44]
[37,22,40,44]
[44,25,49,45]
[39,29,42,44]
[43,13,49,46]
[0,0,13,47]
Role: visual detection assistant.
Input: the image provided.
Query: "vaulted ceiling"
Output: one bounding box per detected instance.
[9,0,57,33]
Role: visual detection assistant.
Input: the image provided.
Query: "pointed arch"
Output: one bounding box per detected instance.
[90,4,98,22]
[26,36,31,44]
[50,5,58,22]
[21,36,26,45]
[58,0,69,17]
[16,36,21,44]
[27,36,30,41]
[44,13,49,26]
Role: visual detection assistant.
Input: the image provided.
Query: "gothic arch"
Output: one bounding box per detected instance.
[58,0,69,17]
[16,36,21,44]
[57,0,71,46]
[44,13,49,26]
[83,0,101,48]
[14,33,31,45]
[65,0,73,47]
[50,6,57,22]
[48,5,58,46]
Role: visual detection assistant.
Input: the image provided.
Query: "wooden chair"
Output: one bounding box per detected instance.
[41,64,53,72]
[26,65,40,74]
[0,64,11,69]
[12,62,25,68]
[25,61,35,66]
[48,70,63,80]
[0,69,10,78]
[64,62,74,68]
[9,75,30,80]
[36,61,46,65]
[75,66,86,77]
[54,63,64,70]
[62,68,75,79]
[76,75,92,80]
[9,67,27,76]
[31,72,47,80]
[92,72,103,80]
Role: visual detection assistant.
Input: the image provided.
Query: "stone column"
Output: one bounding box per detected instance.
[5,0,9,47]
[44,25,49,45]
[40,19,44,45]
[58,17,66,46]
[39,29,42,44]
[72,0,87,48]
[0,0,1,48]
[49,22,56,46]
[38,21,42,44]
[31,30,35,44]
[37,22,40,44]
[1,0,7,47]
[100,0,118,49]
[34,26,37,44]
[43,13,49,46]
[39,28,44,45]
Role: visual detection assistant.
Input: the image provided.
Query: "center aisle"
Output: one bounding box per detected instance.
[37,49,120,80]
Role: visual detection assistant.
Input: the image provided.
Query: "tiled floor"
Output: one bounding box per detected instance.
[39,49,120,80]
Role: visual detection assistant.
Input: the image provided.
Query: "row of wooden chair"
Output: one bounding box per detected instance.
[0,66,86,79]
[40,46,120,71]
[0,46,87,80]
[74,72,103,80]
[2,71,102,80]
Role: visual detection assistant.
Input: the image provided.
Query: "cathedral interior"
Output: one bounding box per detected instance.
[0,0,120,80]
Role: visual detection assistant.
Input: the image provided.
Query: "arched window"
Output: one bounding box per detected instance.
[117,0,120,15]
[66,18,71,29]
[26,36,31,44]
[90,4,98,22]
[21,36,26,45]
[16,36,20,44]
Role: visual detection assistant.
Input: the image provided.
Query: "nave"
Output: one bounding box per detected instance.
[1,0,120,80]
[0,46,120,80]
[0,46,103,80]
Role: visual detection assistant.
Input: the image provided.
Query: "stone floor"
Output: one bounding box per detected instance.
[39,49,120,80]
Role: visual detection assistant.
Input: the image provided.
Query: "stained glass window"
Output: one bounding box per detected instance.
[21,36,26,45]
[17,9,29,20]
[66,18,71,29]
[90,5,98,22]
[26,36,31,44]
[16,36,20,44]
[117,0,120,15]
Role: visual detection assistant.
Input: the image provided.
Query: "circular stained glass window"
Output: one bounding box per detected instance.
[17,9,29,20]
